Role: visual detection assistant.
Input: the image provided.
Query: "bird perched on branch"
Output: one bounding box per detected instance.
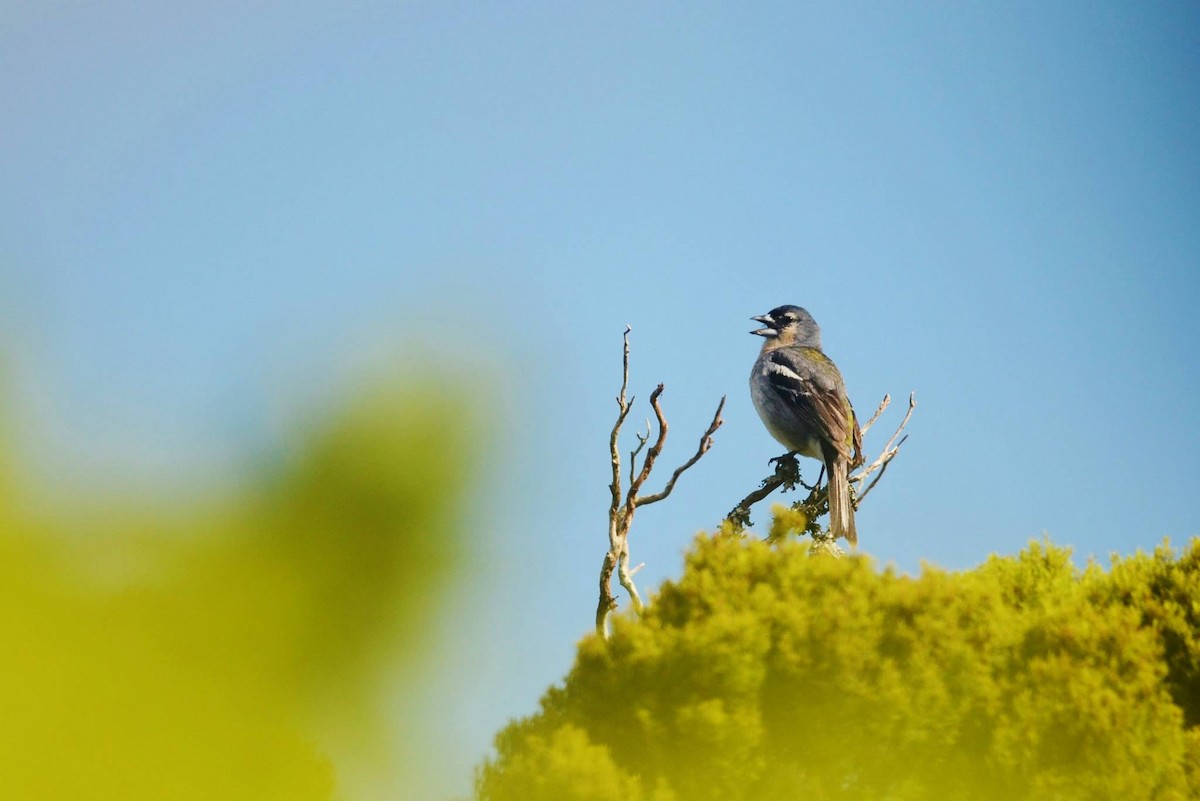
[749,305,863,544]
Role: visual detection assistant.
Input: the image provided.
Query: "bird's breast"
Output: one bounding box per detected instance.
[749,364,823,460]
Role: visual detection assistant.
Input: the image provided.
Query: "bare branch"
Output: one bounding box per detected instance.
[617,549,644,613]
[885,392,916,452]
[618,325,632,405]
[629,420,650,484]
[607,405,625,542]
[595,550,617,634]
[637,395,726,506]
[608,327,635,520]
[597,327,725,638]
[600,328,634,635]
[851,392,916,492]
[626,384,668,504]
[857,434,907,503]
[859,393,891,438]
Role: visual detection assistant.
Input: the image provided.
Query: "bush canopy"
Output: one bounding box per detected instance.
[477,533,1200,801]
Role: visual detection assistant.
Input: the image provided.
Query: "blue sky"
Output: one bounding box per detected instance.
[3,2,1199,798]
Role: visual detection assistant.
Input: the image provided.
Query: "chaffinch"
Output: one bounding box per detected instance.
[749,305,863,544]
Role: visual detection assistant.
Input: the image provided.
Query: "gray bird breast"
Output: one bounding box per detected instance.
[749,360,824,461]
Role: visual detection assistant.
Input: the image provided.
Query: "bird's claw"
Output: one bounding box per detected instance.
[767,452,801,490]
[768,451,798,468]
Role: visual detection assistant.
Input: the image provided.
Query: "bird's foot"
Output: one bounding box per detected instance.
[798,464,825,493]
[767,451,797,468]
[767,452,801,490]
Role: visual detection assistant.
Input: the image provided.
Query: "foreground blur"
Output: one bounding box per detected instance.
[0,380,475,800]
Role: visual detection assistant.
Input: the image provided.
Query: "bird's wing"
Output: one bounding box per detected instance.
[761,348,856,461]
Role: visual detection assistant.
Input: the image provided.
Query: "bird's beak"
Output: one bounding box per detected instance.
[750,314,777,338]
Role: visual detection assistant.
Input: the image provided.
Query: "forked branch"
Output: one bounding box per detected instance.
[853,392,915,504]
[599,327,725,638]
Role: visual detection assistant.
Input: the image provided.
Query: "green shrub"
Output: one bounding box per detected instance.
[477,535,1200,801]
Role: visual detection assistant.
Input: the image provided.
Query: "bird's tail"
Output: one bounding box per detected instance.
[827,456,856,546]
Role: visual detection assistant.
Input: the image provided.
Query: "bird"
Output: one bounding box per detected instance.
[749,305,863,544]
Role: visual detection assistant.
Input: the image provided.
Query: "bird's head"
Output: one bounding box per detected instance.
[750,305,821,348]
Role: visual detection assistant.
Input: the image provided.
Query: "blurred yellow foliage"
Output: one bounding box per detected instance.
[477,533,1200,801]
[766,503,808,543]
[0,380,476,800]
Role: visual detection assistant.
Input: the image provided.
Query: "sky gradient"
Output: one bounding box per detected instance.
[3,3,1199,798]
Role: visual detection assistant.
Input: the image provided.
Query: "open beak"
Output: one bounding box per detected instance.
[750,314,778,338]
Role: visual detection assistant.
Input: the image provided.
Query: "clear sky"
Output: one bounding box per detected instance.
[3,2,1198,798]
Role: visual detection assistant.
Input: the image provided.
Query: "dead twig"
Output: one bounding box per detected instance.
[859,393,891,438]
[598,327,725,638]
[853,392,915,504]
[629,420,650,484]
[636,396,726,507]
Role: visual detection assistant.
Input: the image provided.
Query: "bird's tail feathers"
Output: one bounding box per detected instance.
[827,456,857,546]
